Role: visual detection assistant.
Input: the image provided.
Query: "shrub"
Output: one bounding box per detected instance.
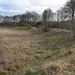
[7,65,17,71]
[49,63,60,71]
[0,70,8,75]
[26,69,46,75]
[34,54,41,59]
[68,50,73,55]
[26,68,35,75]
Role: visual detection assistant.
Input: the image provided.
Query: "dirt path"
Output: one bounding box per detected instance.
[51,28,73,33]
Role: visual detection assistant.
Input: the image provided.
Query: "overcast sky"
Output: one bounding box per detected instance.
[0,0,68,16]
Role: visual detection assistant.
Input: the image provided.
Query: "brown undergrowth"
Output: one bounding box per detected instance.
[0,28,75,75]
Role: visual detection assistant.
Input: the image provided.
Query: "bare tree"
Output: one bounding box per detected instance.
[57,7,72,21]
[57,0,75,21]
[25,11,32,22]
[65,0,75,20]
[31,11,40,22]
[65,0,75,37]
[42,8,54,31]
[12,15,21,23]
[0,15,4,23]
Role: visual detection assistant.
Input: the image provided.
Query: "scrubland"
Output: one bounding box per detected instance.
[0,26,75,75]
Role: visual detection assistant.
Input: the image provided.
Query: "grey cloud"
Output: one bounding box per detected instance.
[0,0,68,16]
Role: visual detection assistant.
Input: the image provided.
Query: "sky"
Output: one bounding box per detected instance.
[0,0,68,16]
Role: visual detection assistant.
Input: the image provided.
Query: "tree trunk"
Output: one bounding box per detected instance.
[71,20,75,37]
[72,9,74,20]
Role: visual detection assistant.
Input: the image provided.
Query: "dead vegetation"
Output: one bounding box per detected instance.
[0,27,75,75]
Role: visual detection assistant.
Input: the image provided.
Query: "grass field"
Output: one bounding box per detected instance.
[0,26,75,75]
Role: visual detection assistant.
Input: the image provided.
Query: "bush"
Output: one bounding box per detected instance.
[49,63,60,71]
[46,63,60,75]
[68,50,73,55]
[7,65,17,71]
[0,70,8,75]
[26,69,46,75]
[35,22,42,27]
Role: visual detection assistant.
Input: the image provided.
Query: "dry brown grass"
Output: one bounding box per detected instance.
[0,28,75,75]
[0,28,45,74]
[42,59,75,75]
[0,29,44,50]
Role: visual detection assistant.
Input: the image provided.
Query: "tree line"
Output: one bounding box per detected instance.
[0,0,75,23]
[0,11,41,23]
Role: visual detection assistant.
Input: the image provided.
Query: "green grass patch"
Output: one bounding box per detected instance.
[48,50,73,61]
[16,27,33,31]
[57,39,75,48]
[26,69,46,75]
[46,32,69,43]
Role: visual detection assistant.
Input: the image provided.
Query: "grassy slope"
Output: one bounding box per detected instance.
[0,27,75,75]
